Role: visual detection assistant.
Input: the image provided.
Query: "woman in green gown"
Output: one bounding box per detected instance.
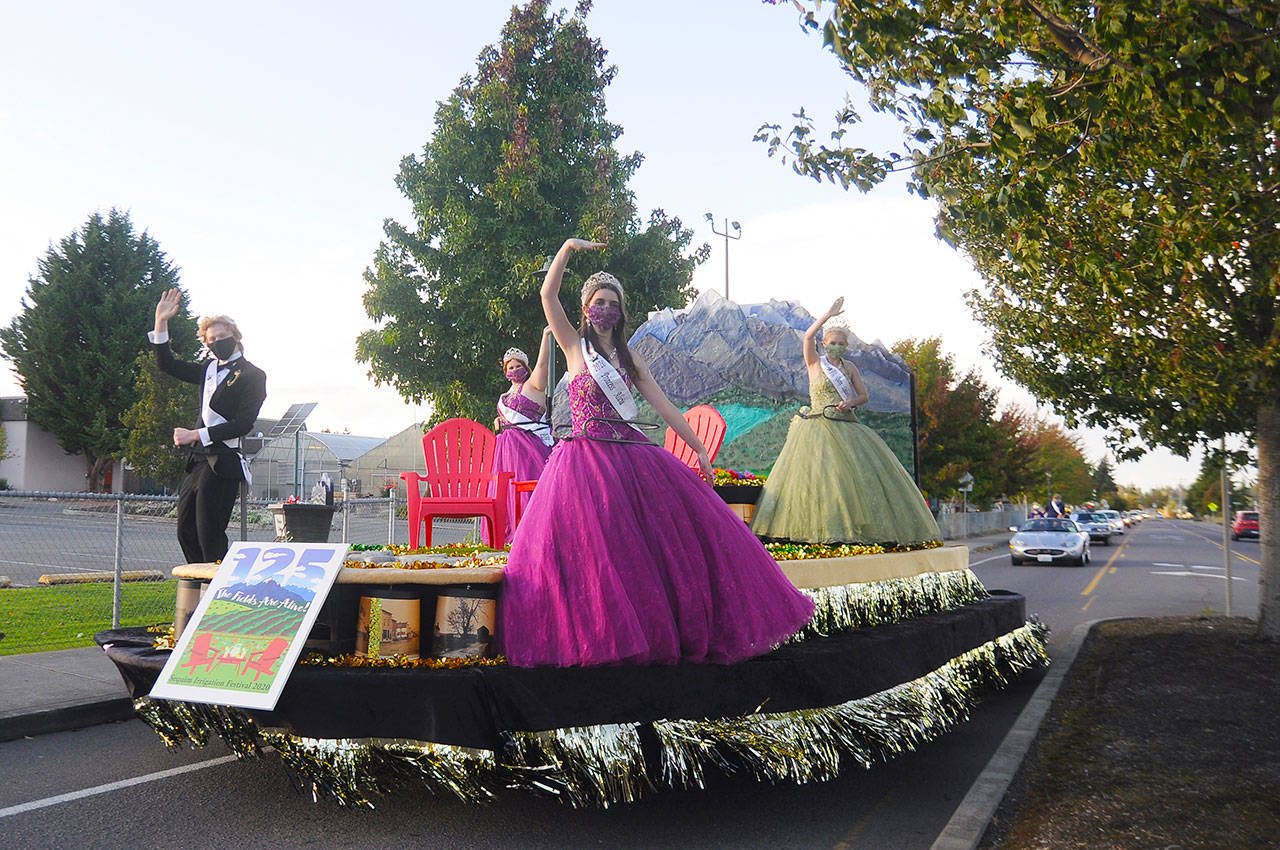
[751,298,941,547]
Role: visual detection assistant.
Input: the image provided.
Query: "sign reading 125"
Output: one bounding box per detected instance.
[224,546,341,589]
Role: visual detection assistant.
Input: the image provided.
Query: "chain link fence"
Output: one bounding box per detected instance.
[0,490,476,656]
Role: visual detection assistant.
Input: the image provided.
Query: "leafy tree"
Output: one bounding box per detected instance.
[358,0,706,422]
[893,337,1038,504]
[763,2,1280,635]
[122,349,201,491]
[1026,416,1095,507]
[0,210,193,491]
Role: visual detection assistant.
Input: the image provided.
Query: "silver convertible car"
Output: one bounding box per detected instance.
[1009,517,1092,566]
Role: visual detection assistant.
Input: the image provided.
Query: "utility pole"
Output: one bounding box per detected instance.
[705,213,742,299]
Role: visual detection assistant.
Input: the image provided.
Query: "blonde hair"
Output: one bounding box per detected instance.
[198,314,243,354]
[823,324,850,345]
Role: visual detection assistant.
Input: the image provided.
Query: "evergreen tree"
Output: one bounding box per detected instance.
[1092,456,1118,500]
[122,350,201,490]
[358,0,706,422]
[0,210,194,491]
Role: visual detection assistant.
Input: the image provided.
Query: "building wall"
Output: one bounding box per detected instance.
[0,419,110,492]
[348,425,427,498]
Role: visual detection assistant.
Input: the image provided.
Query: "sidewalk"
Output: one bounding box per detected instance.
[0,644,136,742]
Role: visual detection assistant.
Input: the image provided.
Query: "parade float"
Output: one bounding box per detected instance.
[98,295,1046,808]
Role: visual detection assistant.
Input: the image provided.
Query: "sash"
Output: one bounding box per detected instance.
[581,339,638,420]
[497,394,553,447]
[819,355,856,405]
[202,360,251,484]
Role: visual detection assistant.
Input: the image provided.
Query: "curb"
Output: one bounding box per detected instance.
[0,697,136,743]
[931,618,1109,850]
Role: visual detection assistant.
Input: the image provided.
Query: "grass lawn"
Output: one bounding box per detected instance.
[0,580,176,656]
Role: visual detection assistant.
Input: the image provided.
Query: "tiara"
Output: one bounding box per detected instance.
[502,347,529,367]
[580,271,624,305]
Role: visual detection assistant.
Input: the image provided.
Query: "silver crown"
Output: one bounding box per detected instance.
[502,347,529,368]
[580,271,624,305]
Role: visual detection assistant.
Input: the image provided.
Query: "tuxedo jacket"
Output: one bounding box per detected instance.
[152,341,268,479]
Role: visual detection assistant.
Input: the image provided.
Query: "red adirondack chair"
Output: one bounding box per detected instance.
[664,404,727,473]
[400,418,513,549]
[179,632,220,675]
[240,637,290,683]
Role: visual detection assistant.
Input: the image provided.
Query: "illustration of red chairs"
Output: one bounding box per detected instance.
[179,633,220,675]
[240,638,290,682]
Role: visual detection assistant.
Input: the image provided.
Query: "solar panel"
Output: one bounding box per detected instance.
[266,402,317,438]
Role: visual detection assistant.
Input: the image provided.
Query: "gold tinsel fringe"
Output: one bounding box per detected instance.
[503,723,652,808]
[796,569,990,640]
[260,732,498,807]
[130,621,1048,809]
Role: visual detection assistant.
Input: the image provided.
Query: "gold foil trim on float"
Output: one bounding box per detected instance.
[130,618,1048,808]
[260,732,498,807]
[795,568,990,640]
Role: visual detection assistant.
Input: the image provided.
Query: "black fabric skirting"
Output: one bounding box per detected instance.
[98,591,1027,751]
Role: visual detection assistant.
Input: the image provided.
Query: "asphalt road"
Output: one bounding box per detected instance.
[0,518,1262,849]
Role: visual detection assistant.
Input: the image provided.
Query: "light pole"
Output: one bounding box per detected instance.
[705,213,741,299]
[532,257,557,434]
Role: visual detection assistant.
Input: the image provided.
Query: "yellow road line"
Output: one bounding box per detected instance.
[1082,536,1130,595]
[1081,595,1097,612]
[1179,525,1262,565]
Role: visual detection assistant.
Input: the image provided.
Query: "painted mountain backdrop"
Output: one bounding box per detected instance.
[552,290,918,476]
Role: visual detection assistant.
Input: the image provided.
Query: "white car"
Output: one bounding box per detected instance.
[1010,517,1092,566]
[1098,509,1126,535]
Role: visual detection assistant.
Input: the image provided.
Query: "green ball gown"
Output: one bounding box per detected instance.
[750,365,942,547]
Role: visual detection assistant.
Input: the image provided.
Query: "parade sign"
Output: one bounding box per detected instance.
[150,542,348,710]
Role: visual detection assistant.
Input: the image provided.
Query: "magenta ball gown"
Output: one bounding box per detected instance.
[497,367,814,667]
[487,387,552,545]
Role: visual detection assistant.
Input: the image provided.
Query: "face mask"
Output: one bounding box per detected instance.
[209,337,238,361]
[505,365,530,383]
[825,343,847,359]
[587,303,622,331]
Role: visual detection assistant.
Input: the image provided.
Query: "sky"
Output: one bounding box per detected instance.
[0,0,1215,492]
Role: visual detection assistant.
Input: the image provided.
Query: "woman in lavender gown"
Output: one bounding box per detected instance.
[497,238,814,668]
[488,329,554,544]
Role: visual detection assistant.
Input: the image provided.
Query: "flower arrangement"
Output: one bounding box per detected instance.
[343,554,508,570]
[713,468,766,487]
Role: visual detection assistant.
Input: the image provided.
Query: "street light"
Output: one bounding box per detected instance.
[532,257,557,431]
[705,213,742,299]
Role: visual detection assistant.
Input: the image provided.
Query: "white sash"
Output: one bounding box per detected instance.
[497,394,553,447]
[202,360,251,484]
[819,355,856,404]
[581,339,638,420]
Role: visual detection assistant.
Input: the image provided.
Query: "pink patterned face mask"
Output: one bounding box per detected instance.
[587,303,622,331]
[505,365,530,383]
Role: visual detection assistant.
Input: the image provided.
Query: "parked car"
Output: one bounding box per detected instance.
[1009,517,1091,566]
[1098,509,1126,535]
[1070,511,1113,545]
[1231,511,1260,541]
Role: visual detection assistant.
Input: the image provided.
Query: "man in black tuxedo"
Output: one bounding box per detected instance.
[1046,493,1066,519]
[150,288,267,563]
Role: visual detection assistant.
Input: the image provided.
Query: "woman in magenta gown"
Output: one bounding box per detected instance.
[488,330,554,544]
[497,238,814,668]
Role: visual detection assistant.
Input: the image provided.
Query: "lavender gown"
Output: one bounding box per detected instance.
[497,367,815,668]
[487,387,552,545]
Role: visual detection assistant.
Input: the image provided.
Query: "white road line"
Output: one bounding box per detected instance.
[0,755,240,819]
[1149,570,1247,581]
[969,552,1011,567]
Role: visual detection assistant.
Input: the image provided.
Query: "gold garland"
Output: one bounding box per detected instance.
[299,652,506,670]
[342,554,508,570]
[796,568,990,639]
[129,620,1048,808]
